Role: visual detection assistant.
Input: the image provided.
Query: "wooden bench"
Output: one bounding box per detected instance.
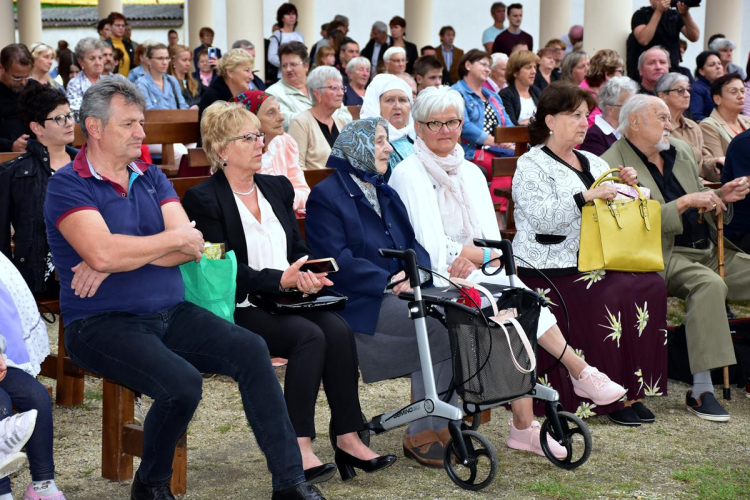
[0,152,22,163]
[73,109,199,177]
[492,126,530,241]
[347,105,361,121]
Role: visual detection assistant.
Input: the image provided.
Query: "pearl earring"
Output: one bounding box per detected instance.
[549,130,553,135]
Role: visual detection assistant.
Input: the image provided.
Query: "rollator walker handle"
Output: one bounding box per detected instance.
[378,248,421,288]
[473,239,517,277]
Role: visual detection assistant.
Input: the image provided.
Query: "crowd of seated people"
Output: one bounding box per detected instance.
[3,2,750,499]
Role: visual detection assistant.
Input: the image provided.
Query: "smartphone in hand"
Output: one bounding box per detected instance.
[299,258,339,274]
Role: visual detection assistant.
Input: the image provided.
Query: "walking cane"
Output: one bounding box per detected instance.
[699,207,732,400]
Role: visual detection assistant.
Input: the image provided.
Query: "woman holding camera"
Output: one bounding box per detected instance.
[183,102,394,485]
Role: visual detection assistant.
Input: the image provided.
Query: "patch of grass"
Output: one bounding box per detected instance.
[82,467,96,475]
[217,425,231,434]
[84,389,102,401]
[520,478,638,500]
[672,463,750,500]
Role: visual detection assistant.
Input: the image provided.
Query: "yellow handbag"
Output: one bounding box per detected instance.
[578,168,664,273]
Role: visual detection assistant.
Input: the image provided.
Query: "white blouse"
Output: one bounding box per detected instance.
[518,96,536,123]
[236,190,289,272]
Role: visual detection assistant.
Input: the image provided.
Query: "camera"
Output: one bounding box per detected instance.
[670,0,701,7]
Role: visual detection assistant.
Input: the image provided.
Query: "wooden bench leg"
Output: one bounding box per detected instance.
[170,433,187,495]
[102,380,134,482]
[55,321,84,407]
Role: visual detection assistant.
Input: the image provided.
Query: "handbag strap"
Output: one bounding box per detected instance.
[590,169,647,201]
[449,277,536,374]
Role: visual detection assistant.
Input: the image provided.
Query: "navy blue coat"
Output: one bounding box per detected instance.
[305,157,432,335]
[689,76,714,122]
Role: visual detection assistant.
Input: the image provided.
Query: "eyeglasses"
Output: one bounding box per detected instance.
[419,119,462,132]
[319,85,346,93]
[229,131,265,144]
[281,62,304,69]
[8,74,29,83]
[664,87,691,96]
[151,57,171,62]
[44,112,78,127]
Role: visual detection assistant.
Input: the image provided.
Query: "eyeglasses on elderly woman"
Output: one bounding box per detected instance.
[418,119,462,132]
[229,131,266,144]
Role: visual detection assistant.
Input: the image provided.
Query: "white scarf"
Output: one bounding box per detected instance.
[413,136,481,246]
[360,74,415,142]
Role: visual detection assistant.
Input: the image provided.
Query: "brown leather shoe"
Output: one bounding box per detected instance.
[403,430,444,468]
[436,426,453,447]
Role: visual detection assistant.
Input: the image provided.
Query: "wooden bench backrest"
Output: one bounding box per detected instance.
[347,105,361,121]
[172,176,209,200]
[0,152,22,163]
[494,126,530,157]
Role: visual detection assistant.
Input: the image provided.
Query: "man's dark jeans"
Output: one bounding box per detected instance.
[65,301,304,490]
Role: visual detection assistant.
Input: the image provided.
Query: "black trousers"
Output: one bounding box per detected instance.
[234,307,363,439]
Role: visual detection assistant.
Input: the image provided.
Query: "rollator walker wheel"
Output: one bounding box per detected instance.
[443,430,498,491]
[328,412,371,451]
[540,411,592,469]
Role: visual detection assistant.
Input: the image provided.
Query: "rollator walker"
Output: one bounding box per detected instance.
[331,239,593,491]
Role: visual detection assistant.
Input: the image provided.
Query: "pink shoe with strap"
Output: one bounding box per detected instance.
[506,420,567,460]
[571,366,627,406]
[22,484,66,500]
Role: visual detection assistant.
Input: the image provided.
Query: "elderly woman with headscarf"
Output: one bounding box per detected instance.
[390,86,626,445]
[579,76,639,156]
[183,102,395,485]
[305,118,456,468]
[360,74,415,179]
[232,91,311,211]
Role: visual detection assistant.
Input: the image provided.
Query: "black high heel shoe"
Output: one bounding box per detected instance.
[303,463,336,484]
[334,449,397,481]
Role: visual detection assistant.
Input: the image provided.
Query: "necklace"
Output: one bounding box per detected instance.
[231,184,256,196]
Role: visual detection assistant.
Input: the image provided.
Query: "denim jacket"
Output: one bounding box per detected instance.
[451,79,514,161]
[137,72,188,110]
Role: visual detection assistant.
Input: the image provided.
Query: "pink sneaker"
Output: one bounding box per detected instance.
[506,420,567,460]
[571,366,627,406]
[22,483,66,500]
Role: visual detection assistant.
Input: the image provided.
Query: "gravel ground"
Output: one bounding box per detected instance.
[10,309,750,500]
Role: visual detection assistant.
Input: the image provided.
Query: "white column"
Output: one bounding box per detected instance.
[17,0,42,47]
[704,0,743,50]
[0,0,15,48]
[539,0,571,47]
[404,0,434,50]
[187,0,214,53]
[291,0,316,51]
[583,0,631,59]
[226,0,264,80]
[97,0,123,21]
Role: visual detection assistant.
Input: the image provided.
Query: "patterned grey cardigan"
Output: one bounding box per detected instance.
[511,145,610,270]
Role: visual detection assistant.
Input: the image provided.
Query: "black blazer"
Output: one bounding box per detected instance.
[361,38,390,73]
[402,40,419,74]
[182,169,310,300]
[499,83,542,125]
[197,77,233,146]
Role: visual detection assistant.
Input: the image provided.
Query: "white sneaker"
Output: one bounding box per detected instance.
[134,397,146,426]
[0,410,37,455]
[0,451,27,479]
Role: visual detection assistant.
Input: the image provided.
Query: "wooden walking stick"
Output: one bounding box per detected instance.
[699,206,731,400]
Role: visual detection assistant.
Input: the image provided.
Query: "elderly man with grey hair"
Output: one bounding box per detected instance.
[361,21,390,77]
[43,77,325,500]
[580,76,639,155]
[708,38,747,80]
[66,37,108,112]
[602,94,750,423]
[288,66,350,170]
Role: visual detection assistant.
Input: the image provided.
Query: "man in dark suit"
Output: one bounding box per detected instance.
[0,44,32,153]
[361,21,390,77]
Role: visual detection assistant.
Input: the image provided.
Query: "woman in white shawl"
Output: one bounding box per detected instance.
[389,86,626,458]
[360,74,415,180]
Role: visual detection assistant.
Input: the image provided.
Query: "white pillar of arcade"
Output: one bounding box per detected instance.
[539,0,571,47]
[0,0,15,48]
[583,0,631,60]
[704,0,743,50]
[187,0,214,55]
[97,0,123,21]
[226,0,265,80]
[291,0,317,51]
[404,0,435,50]
[17,0,42,48]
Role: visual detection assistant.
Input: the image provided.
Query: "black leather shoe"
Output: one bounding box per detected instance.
[303,463,336,484]
[130,473,175,500]
[271,482,326,500]
[334,449,397,481]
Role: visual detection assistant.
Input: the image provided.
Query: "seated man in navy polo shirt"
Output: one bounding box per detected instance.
[43,77,324,500]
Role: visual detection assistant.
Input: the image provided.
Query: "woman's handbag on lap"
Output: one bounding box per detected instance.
[180,249,238,323]
[578,168,664,273]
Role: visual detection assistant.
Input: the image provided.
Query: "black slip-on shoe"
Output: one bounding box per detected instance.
[271,483,326,500]
[606,407,642,426]
[630,402,655,423]
[686,391,730,422]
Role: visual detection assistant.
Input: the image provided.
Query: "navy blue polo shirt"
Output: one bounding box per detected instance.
[44,145,184,326]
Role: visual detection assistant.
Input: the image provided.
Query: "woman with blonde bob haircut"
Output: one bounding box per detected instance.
[29,43,64,90]
[184,102,395,486]
[500,49,541,125]
[390,85,626,458]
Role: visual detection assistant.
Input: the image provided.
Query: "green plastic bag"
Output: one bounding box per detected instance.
[179,250,237,323]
